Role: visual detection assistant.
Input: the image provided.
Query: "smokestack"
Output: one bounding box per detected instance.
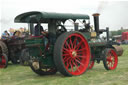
[92,13,100,36]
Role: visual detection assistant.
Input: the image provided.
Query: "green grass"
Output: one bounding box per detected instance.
[0,45,128,85]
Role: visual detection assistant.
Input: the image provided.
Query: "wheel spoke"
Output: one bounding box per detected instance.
[65,61,70,68]
[62,53,70,56]
[76,48,86,52]
[75,57,81,61]
[77,51,83,55]
[108,62,111,68]
[108,62,110,67]
[65,41,71,50]
[72,60,80,72]
[63,56,67,61]
[74,59,84,67]
[63,56,71,63]
[63,48,69,52]
[75,41,83,50]
[110,62,112,68]
[64,43,68,49]
[73,37,77,49]
[107,61,110,65]
[77,55,86,59]
[111,61,114,66]
[69,61,74,72]
[69,37,73,49]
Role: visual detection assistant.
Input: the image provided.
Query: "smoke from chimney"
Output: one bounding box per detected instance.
[97,1,108,13]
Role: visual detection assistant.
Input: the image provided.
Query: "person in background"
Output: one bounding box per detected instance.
[9,28,15,37]
[1,30,10,39]
[13,31,22,37]
[9,32,14,37]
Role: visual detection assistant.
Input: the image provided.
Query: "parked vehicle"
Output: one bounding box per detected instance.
[121,32,128,44]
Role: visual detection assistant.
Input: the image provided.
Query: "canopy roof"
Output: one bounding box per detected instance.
[14,11,90,23]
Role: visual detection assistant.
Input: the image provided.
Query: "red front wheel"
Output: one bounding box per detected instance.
[103,48,118,70]
[54,32,90,76]
[0,54,8,68]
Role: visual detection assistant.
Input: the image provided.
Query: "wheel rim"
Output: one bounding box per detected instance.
[106,50,118,70]
[88,55,94,69]
[0,55,6,68]
[62,33,90,75]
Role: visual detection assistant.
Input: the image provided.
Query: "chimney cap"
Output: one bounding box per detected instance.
[92,13,100,16]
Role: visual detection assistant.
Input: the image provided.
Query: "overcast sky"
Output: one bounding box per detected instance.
[0,0,128,35]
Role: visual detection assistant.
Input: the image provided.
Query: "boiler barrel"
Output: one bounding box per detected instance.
[113,46,123,56]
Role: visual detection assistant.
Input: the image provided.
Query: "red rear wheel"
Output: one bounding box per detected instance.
[103,48,118,70]
[54,32,90,76]
[0,54,8,68]
[88,55,94,69]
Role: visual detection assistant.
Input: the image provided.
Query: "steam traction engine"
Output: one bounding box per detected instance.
[0,37,25,68]
[13,11,123,76]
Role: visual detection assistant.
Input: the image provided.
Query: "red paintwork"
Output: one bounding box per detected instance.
[62,33,90,75]
[122,32,128,40]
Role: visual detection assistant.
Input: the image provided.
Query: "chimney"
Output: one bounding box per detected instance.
[92,13,100,36]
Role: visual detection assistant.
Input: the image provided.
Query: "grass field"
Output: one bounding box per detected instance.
[0,45,128,85]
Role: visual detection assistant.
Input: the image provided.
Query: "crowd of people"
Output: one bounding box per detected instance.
[0,28,28,39]
[0,23,46,40]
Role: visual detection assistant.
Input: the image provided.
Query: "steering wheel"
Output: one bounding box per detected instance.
[56,25,67,35]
